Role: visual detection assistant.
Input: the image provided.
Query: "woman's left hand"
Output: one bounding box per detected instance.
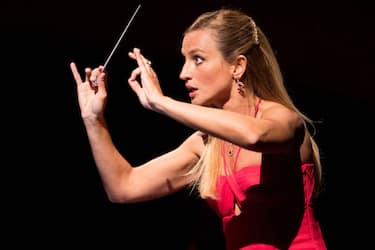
[128,48,164,110]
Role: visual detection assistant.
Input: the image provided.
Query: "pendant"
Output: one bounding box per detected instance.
[228,143,234,157]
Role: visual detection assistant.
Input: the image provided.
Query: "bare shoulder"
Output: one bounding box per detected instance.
[259,100,303,128]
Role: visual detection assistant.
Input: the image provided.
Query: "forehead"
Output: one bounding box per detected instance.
[181,29,218,55]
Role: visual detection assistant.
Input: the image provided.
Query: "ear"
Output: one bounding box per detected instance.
[231,55,247,79]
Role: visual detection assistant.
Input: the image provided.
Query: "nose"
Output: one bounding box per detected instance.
[179,62,191,81]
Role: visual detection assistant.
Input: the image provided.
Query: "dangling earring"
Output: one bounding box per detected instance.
[236,79,245,91]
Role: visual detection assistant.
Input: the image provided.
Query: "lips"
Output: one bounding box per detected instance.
[185,84,198,98]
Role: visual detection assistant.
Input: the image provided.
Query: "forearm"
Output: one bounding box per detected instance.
[153,97,260,147]
[153,97,302,153]
[83,118,132,200]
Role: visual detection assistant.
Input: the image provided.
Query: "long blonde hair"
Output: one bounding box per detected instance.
[186,8,322,199]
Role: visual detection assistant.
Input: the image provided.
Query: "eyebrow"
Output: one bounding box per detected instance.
[184,48,205,56]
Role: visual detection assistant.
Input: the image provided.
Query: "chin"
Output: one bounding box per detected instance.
[189,95,212,106]
[190,98,203,106]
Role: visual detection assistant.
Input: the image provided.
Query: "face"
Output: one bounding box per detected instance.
[180,29,234,107]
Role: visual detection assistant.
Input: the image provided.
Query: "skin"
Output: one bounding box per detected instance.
[69,29,312,204]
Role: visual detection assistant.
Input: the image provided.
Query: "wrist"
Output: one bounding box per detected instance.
[82,115,107,129]
[152,96,174,114]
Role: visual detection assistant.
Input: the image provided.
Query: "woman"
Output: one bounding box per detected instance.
[70,8,327,250]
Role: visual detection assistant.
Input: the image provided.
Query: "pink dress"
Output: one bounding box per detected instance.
[207,163,327,249]
[207,100,327,249]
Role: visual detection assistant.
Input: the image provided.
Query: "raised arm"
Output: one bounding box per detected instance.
[84,122,202,203]
[127,49,304,155]
[154,99,304,154]
[70,62,202,203]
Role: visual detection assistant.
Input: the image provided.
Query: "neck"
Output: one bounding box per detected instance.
[222,93,258,117]
[223,95,260,158]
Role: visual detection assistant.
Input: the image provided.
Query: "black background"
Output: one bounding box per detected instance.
[3,0,374,249]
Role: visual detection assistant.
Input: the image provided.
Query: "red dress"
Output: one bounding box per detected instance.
[207,162,327,249]
[207,100,327,249]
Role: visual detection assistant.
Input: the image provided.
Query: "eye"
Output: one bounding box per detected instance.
[194,55,204,65]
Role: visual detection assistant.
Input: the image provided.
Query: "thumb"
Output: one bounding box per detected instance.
[97,72,107,93]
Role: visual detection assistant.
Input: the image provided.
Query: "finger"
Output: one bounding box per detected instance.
[91,66,104,82]
[96,71,107,94]
[133,48,148,70]
[70,62,83,85]
[128,67,141,82]
[98,65,106,74]
[84,67,93,85]
[141,55,152,67]
[128,71,143,96]
[130,50,151,69]
[128,51,136,60]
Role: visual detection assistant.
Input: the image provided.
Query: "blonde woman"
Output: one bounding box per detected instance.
[70,8,327,250]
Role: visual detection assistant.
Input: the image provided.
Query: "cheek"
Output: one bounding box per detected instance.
[206,69,232,92]
[196,72,232,105]
[201,64,231,87]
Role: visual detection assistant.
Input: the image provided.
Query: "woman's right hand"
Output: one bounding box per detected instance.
[70,62,107,122]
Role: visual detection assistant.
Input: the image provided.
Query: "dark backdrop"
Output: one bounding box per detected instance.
[3,0,374,249]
